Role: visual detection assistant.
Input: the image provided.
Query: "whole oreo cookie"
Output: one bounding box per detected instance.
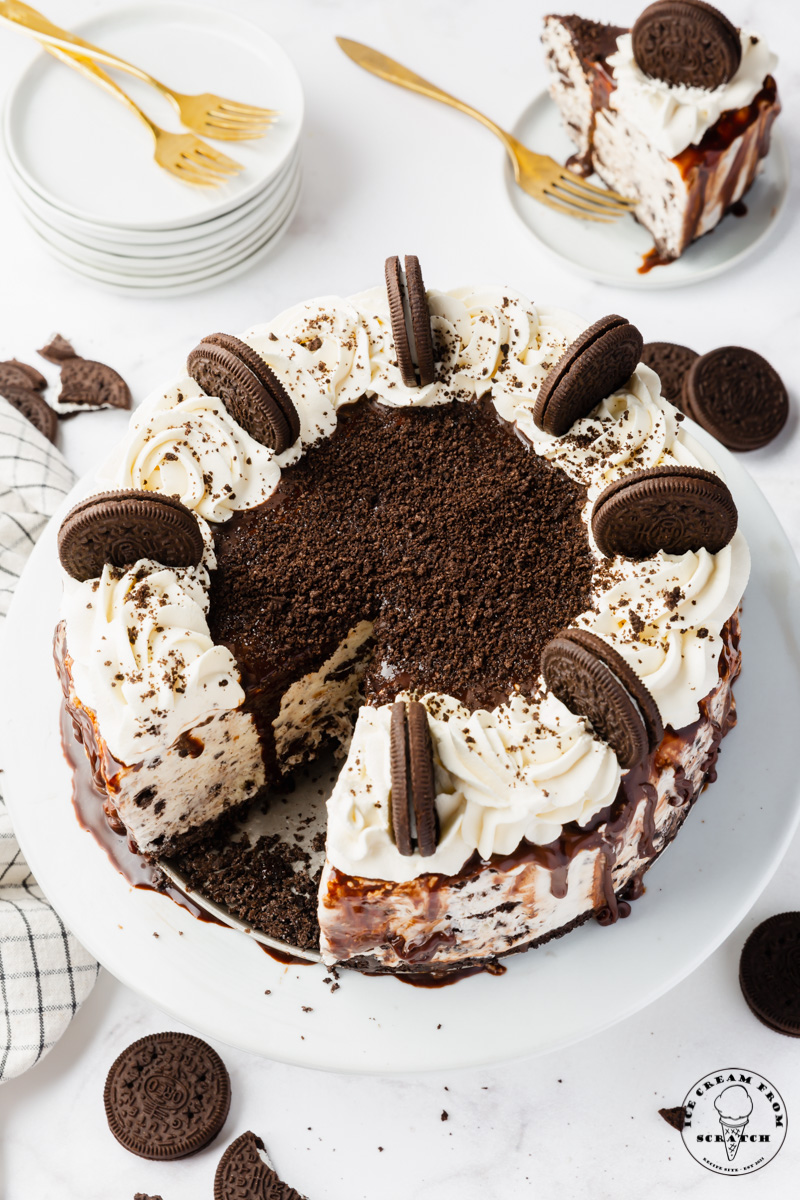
[592,466,737,559]
[187,333,299,454]
[632,0,742,90]
[0,384,57,443]
[104,1032,231,1161]
[641,342,698,409]
[58,489,204,581]
[533,315,643,436]
[385,255,435,388]
[541,631,650,768]
[559,627,663,751]
[739,913,800,1037]
[683,346,788,451]
[389,699,439,857]
[214,1131,305,1200]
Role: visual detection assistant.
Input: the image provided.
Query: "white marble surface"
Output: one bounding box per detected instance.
[1,0,799,1196]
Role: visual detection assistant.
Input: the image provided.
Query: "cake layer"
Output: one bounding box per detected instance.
[318,615,740,972]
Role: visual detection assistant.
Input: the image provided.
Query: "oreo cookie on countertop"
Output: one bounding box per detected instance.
[104,1032,231,1161]
[0,359,47,393]
[739,912,800,1037]
[682,346,789,451]
[385,254,435,388]
[533,315,643,436]
[58,489,204,582]
[632,0,742,89]
[0,384,57,443]
[541,628,662,768]
[592,466,737,559]
[640,342,698,409]
[187,332,299,454]
[658,1106,687,1131]
[38,333,77,363]
[214,1131,306,1200]
[389,699,439,857]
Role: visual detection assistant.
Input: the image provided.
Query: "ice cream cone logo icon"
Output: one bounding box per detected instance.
[714,1085,754,1162]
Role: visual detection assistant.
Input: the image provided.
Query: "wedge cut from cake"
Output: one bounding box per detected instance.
[542,2,780,261]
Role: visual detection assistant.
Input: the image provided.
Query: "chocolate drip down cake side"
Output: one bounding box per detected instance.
[54,257,749,977]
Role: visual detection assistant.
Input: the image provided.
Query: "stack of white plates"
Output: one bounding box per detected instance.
[2,3,304,296]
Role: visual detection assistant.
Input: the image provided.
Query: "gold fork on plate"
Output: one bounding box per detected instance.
[337,38,635,223]
[46,45,243,188]
[0,0,277,141]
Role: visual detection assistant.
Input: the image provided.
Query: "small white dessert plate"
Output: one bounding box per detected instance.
[3,2,303,232]
[505,90,790,289]
[1,424,799,1073]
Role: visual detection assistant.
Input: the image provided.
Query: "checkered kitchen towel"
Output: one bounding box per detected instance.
[0,396,99,1083]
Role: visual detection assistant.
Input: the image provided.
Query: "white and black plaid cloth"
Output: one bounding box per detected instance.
[0,397,99,1083]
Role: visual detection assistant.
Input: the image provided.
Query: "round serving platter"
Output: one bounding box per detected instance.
[2,424,800,1073]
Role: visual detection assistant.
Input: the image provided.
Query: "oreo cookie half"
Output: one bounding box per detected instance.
[533,315,643,436]
[214,1131,305,1200]
[541,629,659,768]
[0,384,57,443]
[56,357,131,412]
[683,346,789,451]
[739,912,800,1037]
[104,1032,231,1161]
[58,489,204,581]
[592,466,738,559]
[0,360,47,393]
[187,333,300,454]
[385,255,435,388]
[640,342,698,409]
[389,699,439,857]
[632,1,741,90]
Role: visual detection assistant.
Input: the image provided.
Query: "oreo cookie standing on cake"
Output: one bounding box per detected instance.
[591,466,738,558]
[385,255,436,388]
[389,699,439,858]
[641,342,698,409]
[682,346,789,451]
[58,489,204,581]
[187,332,300,454]
[632,0,742,89]
[533,315,643,436]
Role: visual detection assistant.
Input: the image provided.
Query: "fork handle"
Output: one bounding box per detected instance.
[336,38,518,160]
[42,43,158,138]
[0,0,174,100]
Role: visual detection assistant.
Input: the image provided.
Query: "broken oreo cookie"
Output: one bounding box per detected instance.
[38,333,77,363]
[188,332,300,454]
[0,384,57,443]
[739,912,800,1037]
[683,345,788,451]
[591,466,738,559]
[390,698,439,857]
[58,489,204,581]
[385,254,435,388]
[533,314,643,436]
[57,356,131,412]
[104,1032,231,1161]
[542,628,662,768]
[632,0,742,90]
[0,359,47,393]
[214,1131,305,1200]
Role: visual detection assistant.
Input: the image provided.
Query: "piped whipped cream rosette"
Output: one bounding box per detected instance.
[55,259,750,974]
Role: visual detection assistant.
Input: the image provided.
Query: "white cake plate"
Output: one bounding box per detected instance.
[505,90,790,289]
[1,424,799,1074]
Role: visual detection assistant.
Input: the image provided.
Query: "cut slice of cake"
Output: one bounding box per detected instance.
[542,6,780,261]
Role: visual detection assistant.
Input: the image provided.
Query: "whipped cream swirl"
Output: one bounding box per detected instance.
[325,692,621,883]
[63,538,244,764]
[608,30,776,158]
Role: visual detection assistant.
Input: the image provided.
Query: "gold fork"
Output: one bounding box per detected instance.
[46,45,242,188]
[337,38,636,223]
[0,0,277,141]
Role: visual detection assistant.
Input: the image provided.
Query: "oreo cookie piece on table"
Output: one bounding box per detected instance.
[104,1031,231,1160]
[0,360,47,393]
[0,383,57,443]
[214,1131,305,1200]
[682,346,789,451]
[38,333,78,363]
[187,332,300,454]
[640,342,698,410]
[632,0,742,89]
[739,912,800,1037]
[56,356,131,414]
[591,466,738,559]
[541,627,663,768]
[389,698,439,857]
[385,254,436,388]
[532,314,643,436]
[58,489,204,582]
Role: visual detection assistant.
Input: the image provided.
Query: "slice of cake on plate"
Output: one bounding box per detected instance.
[542,1,780,261]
